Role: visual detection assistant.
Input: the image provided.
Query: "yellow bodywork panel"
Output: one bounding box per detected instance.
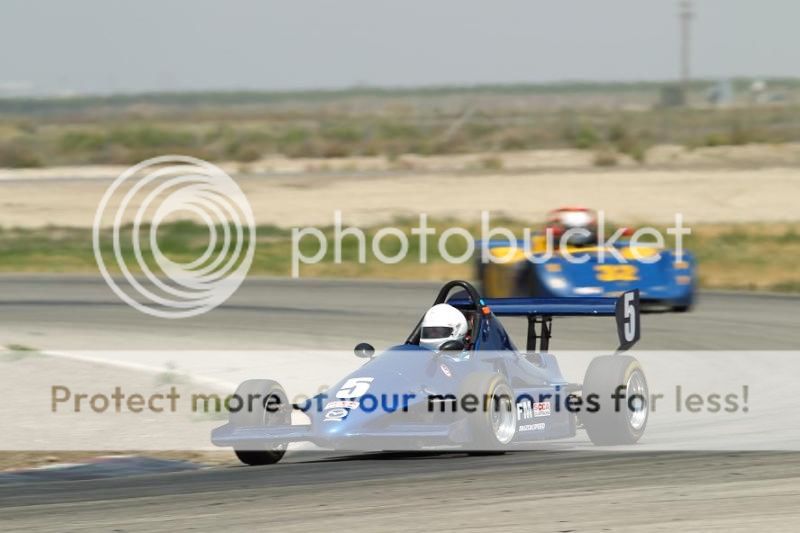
[481,241,660,296]
[594,264,640,282]
[485,241,660,263]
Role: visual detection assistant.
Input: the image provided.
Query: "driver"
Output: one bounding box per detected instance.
[546,206,599,247]
[419,304,469,351]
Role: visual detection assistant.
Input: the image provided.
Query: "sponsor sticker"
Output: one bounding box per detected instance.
[519,423,546,432]
[517,399,551,420]
[324,400,360,410]
[517,400,533,420]
[533,401,551,417]
[324,408,349,422]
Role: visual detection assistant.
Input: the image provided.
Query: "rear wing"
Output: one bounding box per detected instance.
[481,297,617,317]
[450,290,641,352]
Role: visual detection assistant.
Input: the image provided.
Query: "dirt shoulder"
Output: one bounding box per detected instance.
[0,349,237,470]
[0,159,798,229]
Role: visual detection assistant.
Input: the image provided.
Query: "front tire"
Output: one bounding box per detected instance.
[229,379,291,466]
[581,356,648,445]
[462,373,517,452]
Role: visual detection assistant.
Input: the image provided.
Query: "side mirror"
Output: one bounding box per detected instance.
[354,342,375,359]
[438,339,465,354]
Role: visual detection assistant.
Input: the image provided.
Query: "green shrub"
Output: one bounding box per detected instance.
[108,126,196,149]
[564,125,600,149]
[232,145,262,162]
[323,124,362,143]
[498,133,528,151]
[59,131,107,152]
[224,141,262,162]
[0,143,42,168]
[607,123,647,163]
[480,156,504,171]
[593,149,618,167]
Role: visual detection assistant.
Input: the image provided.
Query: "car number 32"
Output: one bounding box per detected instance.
[595,264,639,282]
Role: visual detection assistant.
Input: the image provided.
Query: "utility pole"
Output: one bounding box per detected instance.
[679,1,694,102]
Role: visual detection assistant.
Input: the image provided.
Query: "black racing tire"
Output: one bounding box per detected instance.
[461,373,517,452]
[581,355,648,445]
[229,379,291,466]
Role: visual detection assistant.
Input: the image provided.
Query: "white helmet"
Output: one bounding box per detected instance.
[419,304,469,351]
[546,207,598,247]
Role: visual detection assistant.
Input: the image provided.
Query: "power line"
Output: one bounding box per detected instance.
[679,0,694,94]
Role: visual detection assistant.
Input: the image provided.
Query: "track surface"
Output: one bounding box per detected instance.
[1,276,799,351]
[1,276,799,531]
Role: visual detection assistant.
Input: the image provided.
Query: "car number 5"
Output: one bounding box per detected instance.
[336,377,374,399]
[623,291,636,342]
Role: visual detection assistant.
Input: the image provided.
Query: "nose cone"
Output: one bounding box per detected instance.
[315,405,370,439]
[312,345,435,446]
[312,395,413,450]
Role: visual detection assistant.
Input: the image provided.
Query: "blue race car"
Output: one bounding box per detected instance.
[212,281,648,465]
[477,208,696,312]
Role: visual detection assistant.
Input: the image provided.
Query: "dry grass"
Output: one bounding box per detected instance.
[0,220,797,292]
[3,82,800,168]
[0,451,236,471]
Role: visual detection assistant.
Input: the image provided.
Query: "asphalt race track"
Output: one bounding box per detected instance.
[1,276,799,531]
[2,276,799,351]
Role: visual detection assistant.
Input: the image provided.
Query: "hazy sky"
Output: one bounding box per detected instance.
[1,0,798,95]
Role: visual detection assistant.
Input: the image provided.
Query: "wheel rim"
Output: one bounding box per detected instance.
[489,385,516,445]
[262,391,289,452]
[626,371,648,431]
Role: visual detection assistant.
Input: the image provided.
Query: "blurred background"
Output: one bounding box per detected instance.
[0,0,798,291]
[3,2,800,505]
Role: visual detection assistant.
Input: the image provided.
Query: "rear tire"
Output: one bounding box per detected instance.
[581,356,648,445]
[229,379,291,466]
[461,373,517,452]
